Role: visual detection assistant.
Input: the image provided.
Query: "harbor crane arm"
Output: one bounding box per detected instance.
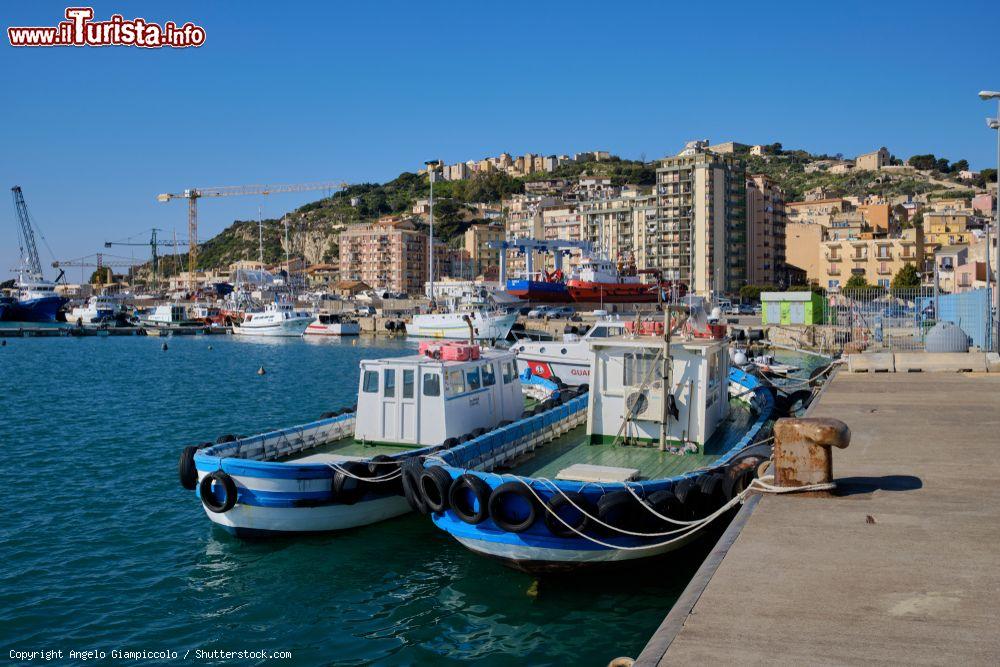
[11,186,44,279]
[155,181,349,287]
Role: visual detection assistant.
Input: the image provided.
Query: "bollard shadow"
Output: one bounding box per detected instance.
[833,475,922,496]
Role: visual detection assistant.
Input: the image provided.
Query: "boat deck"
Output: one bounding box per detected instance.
[279,438,417,463]
[507,399,759,481]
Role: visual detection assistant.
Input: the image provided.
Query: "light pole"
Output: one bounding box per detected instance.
[979,90,1000,351]
[425,160,440,305]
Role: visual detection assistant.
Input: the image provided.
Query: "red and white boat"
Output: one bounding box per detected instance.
[565,254,685,303]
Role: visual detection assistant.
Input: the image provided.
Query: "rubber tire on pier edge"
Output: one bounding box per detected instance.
[178,445,199,490]
[199,470,237,513]
[488,481,540,533]
[401,461,429,514]
[449,474,491,525]
[544,491,595,538]
[332,461,369,505]
[418,466,454,513]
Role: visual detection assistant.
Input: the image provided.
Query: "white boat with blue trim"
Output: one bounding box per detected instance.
[411,320,785,572]
[180,342,536,536]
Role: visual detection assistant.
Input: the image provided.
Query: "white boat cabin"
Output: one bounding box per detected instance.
[146,304,189,324]
[586,337,729,452]
[354,349,523,446]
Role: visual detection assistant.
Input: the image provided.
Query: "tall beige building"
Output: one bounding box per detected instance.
[339,220,450,295]
[654,153,747,295]
[746,174,787,286]
[579,188,657,268]
[463,223,504,278]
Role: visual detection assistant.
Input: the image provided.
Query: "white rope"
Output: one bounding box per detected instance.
[325,461,402,483]
[748,474,836,494]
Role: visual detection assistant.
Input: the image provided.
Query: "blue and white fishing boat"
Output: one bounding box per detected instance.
[413,328,778,572]
[181,342,565,536]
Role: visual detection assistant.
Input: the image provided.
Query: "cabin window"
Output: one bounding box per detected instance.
[423,373,440,396]
[623,351,658,387]
[481,363,496,386]
[384,369,396,397]
[403,370,414,398]
[502,361,515,384]
[466,368,481,391]
[363,370,378,393]
[447,369,465,395]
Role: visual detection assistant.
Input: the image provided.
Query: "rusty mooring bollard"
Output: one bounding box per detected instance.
[773,418,851,491]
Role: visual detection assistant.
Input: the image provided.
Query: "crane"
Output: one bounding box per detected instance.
[156,181,348,288]
[104,228,189,292]
[11,186,45,280]
[52,253,140,285]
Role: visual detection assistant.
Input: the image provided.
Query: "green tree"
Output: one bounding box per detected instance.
[891,263,921,289]
[89,267,113,284]
[951,159,969,173]
[908,154,937,170]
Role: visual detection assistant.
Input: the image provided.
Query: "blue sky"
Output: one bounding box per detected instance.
[2,0,999,277]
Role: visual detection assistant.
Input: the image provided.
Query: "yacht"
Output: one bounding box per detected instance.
[305,312,361,336]
[232,301,312,337]
[409,286,516,341]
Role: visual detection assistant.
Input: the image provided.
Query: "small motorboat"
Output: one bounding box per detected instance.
[305,312,361,336]
[181,343,584,536]
[232,301,312,337]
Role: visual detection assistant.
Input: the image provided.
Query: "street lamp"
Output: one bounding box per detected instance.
[425,160,440,304]
[980,91,1000,351]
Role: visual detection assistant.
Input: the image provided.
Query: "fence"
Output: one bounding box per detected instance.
[821,287,993,353]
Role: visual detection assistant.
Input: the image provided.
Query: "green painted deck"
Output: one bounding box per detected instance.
[510,399,759,481]
[280,438,417,463]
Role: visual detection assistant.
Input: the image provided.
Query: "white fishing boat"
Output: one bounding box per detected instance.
[139,304,207,333]
[181,342,528,536]
[66,295,121,325]
[408,309,517,341]
[232,301,312,337]
[305,312,361,336]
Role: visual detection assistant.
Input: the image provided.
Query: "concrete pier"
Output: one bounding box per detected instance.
[636,372,1000,665]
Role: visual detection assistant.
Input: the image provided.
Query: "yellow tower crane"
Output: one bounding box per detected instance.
[156,181,348,288]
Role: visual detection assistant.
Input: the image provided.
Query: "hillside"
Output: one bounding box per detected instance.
[143,147,995,280]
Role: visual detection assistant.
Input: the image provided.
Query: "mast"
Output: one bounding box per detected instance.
[258,205,264,265]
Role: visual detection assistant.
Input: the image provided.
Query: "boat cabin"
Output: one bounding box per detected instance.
[586,337,729,452]
[146,304,189,324]
[354,349,523,446]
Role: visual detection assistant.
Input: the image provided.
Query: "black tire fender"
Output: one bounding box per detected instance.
[449,474,491,524]
[543,491,594,538]
[178,445,199,490]
[215,434,236,444]
[401,461,429,514]
[488,481,540,533]
[418,466,454,513]
[332,461,369,505]
[596,489,644,534]
[199,470,237,513]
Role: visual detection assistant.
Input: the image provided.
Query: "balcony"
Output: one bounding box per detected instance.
[825,254,842,262]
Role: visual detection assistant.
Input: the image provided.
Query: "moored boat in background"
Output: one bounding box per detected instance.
[305,312,361,336]
[232,301,312,337]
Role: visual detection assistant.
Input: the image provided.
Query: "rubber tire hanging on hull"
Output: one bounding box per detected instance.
[419,466,453,513]
[488,482,540,533]
[178,446,199,490]
[543,491,595,538]
[200,470,237,513]
[332,461,369,505]
[401,460,429,514]
[449,474,491,525]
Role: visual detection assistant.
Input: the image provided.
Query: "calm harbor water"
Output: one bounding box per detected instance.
[0,334,726,666]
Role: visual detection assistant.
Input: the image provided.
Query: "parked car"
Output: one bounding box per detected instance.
[517,306,533,316]
[550,306,575,318]
[591,309,609,317]
[527,305,555,319]
[738,303,755,315]
[355,305,376,316]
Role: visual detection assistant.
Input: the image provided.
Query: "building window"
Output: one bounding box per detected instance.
[828,280,840,289]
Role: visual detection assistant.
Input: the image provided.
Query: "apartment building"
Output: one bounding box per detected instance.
[785,222,825,285]
[924,211,975,245]
[339,220,451,295]
[503,194,560,276]
[819,227,925,290]
[653,152,747,295]
[579,188,658,269]
[463,223,504,278]
[746,174,787,286]
[786,198,849,226]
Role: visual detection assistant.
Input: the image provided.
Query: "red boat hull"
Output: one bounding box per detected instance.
[566,280,685,303]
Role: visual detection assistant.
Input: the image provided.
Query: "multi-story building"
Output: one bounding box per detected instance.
[503,194,561,276]
[924,211,975,245]
[746,174,787,286]
[785,222,826,285]
[786,198,849,226]
[339,219,450,296]
[463,223,505,278]
[653,152,747,295]
[819,227,925,291]
[579,188,657,269]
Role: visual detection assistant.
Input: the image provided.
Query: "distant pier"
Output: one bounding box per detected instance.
[634,371,1000,665]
